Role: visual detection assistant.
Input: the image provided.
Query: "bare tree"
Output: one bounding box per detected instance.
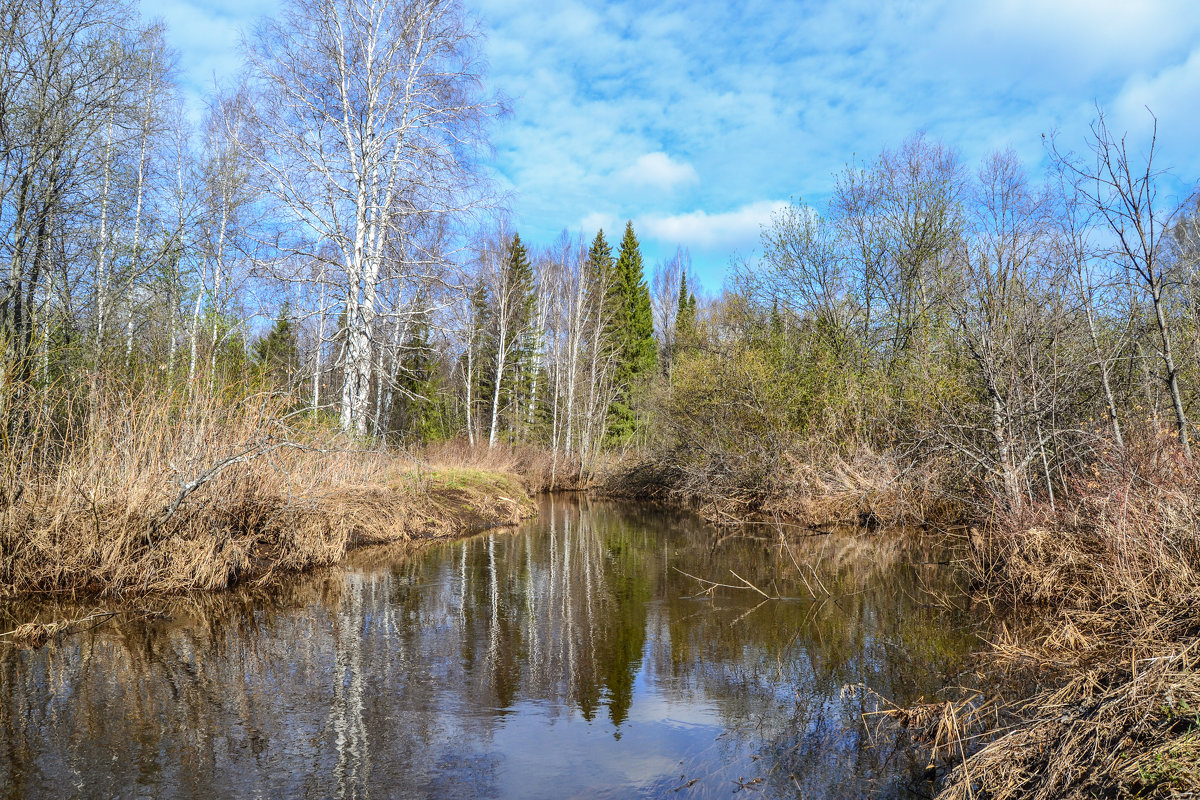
[1051,165,1127,450]
[246,0,497,437]
[950,151,1060,508]
[1,0,142,385]
[1056,111,1192,459]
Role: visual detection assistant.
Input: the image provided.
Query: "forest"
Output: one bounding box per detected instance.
[2,0,1200,797]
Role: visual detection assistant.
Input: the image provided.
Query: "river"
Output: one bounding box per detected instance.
[0,495,980,799]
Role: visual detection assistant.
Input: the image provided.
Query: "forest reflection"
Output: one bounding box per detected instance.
[0,497,979,799]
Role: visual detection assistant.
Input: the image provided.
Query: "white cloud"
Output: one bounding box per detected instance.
[639,200,787,251]
[619,152,699,192]
[156,0,1200,288]
[1110,47,1200,185]
[578,212,619,238]
[151,0,281,120]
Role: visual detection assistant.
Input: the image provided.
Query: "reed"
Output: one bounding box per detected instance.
[0,378,530,598]
[601,444,954,528]
[924,432,1200,799]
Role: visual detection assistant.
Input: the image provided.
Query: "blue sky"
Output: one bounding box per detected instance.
[149,0,1200,289]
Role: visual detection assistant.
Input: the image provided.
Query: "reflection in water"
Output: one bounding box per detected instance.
[0,497,978,799]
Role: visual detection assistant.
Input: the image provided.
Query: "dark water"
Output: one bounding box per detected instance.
[0,496,979,799]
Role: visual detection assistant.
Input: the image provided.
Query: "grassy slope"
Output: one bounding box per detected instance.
[0,387,535,599]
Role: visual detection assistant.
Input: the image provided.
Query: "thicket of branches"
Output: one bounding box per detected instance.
[5,0,1199,522]
[646,124,1200,521]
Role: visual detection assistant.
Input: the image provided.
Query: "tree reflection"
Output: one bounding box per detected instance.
[0,497,980,799]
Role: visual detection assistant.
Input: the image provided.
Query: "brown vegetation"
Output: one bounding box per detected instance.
[919,434,1200,799]
[420,437,587,493]
[0,382,533,599]
[603,445,954,529]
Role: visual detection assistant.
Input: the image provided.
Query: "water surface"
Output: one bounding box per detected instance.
[1,496,978,799]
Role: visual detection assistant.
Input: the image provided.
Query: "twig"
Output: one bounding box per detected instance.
[728,568,774,599]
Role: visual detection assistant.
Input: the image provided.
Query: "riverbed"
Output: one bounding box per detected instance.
[0,495,980,799]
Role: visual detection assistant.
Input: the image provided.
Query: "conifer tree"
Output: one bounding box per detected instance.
[505,233,539,438]
[675,272,696,345]
[588,229,621,339]
[480,232,538,446]
[252,303,299,385]
[462,279,490,444]
[609,221,658,441]
[394,308,442,440]
[582,228,619,450]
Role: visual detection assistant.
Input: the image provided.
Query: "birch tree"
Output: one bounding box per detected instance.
[0,0,141,385]
[246,0,496,437]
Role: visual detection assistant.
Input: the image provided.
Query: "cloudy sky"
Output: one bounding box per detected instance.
[150,0,1200,288]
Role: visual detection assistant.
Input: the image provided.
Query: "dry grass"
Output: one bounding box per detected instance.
[602,445,954,528]
[421,437,585,492]
[969,436,1200,611]
[925,434,1200,799]
[853,685,1000,780]
[0,380,532,599]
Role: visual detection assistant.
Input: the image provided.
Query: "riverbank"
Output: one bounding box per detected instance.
[0,386,535,600]
[604,437,1200,799]
[929,439,1200,799]
[599,445,956,529]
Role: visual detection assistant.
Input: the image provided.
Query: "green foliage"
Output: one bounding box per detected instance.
[251,303,299,385]
[205,307,250,387]
[506,232,540,433]
[587,229,616,316]
[586,227,621,372]
[393,307,446,441]
[675,272,696,348]
[608,221,658,442]
[476,232,540,444]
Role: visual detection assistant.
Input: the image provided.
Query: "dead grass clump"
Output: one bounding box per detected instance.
[602,445,954,529]
[934,625,1200,800]
[0,380,531,598]
[968,435,1200,610]
[852,685,999,779]
[926,435,1200,799]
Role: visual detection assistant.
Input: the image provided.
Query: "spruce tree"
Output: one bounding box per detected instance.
[675,272,695,344]
[587,229,620,340]
[252,303,299,384]
[464,279,491,443]
[609,221,658,441]
[395,306,442,440]
[480,232,539,445]
[505,233,538,439]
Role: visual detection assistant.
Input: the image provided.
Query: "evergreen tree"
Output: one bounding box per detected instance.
[394,306,443,440]
[609,221,658,441]
[505,233,538,439]
[587,229,620,342]
[479,232,539,445]
[588,229,614,283]
[675,272,696,345]
[252,303,299,385]
[463,279,491,443]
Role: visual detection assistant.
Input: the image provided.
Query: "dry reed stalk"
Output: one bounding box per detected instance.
[602,444,955,530]
[925,433,1200,799]
[0,380,532,599]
